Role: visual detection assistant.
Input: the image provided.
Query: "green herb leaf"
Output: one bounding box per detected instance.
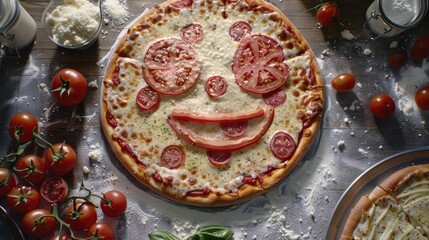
[149,230,181,240]
[186,226,234,240]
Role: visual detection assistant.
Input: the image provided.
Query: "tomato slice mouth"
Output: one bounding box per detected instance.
[167,107,275,151]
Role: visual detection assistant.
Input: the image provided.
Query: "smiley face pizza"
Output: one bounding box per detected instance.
[101,0,323,206]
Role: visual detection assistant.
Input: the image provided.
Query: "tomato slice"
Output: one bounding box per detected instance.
[207,151,232,167]
[263,89,286,107]
[142,38,201,95]
[232,34,289,94]
[40,176,69,204]
[180,23,203,43]
[270,131,296,161]
[136,86,160,111]
[205,76,228,98]
[229,21,252,42]
[170,107,264,123]
[220,121,248,139]
[167,107,275,151]
[160,145,185,169]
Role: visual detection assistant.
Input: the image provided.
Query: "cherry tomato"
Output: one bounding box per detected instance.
[6,185,40,214]
[100,190,128,217]
[331,73,356,92]
[136,86,160,111]
[40,176,69,204]
[8,112,38,144]
[316,3,340,27]
[0,168,16,196]
[49,233,72,240]
[415,86,429,110]
[370,94,396,119]
[388,49,408,68]
[64,201,97,232]
[21,209,56,238]
[44,143,77,175]
[51,68,88,106]
[87,222,115,240]
[410,35,429,61]
[14,154,46,185]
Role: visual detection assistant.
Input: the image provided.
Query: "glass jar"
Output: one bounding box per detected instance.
[364,0,428,39]
[0,0,37,49]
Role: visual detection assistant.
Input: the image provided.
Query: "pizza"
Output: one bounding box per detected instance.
[341,164,429,239]
[101,0,323,206]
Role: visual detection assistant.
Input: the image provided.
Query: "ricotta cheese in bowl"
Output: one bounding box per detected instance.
[42,0,103,49]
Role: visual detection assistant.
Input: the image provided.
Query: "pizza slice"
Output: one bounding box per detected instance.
[379,164,429,236]
[341,186,428,240]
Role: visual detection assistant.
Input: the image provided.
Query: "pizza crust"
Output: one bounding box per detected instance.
[101,0,324,206]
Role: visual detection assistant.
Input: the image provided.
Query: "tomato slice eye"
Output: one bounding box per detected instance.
[263,89,286,107]
[180,23,203,43]
[232,34,289,94]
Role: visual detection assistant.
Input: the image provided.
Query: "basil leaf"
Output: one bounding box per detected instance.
[186,226,234,240]
[149,230,181,240]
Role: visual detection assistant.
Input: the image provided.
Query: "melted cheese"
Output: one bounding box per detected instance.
[104,0,316,196]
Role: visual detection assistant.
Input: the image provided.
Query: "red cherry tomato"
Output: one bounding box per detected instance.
[229,21,252,41]
[331,73,356,92]
[270,131,296,161]
[388,49,408,68]
[316,3,340,27]
[0,168,16,196]
[87,222,115,240]
[49,233,72,240]
[143,38,201,95]
[206,151,232,167]
[44,143,77,175]
[411,35,429,61]
[205,76,228,98]
[51,68,88,106]
[180,23,203,43]
[232,34,289,94]
[21,209,56,238]
[8,112,38,144]
[370,94,396,118]
[160,145,185,169]
[14,154,46,185]
[415,86,429,110]
[6,185,40,214]
[40,175,69,204]
[220,121,248,138]
[64,201,98,232]
[136,86,160,111]
[100,190,128,217]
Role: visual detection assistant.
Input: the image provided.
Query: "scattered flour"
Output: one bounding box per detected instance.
[341,29,355,40]
[102,0,130,25]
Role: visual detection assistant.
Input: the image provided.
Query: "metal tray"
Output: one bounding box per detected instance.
[325,148,429,240]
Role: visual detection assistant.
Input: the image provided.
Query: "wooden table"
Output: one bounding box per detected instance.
[1,0,429,239]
